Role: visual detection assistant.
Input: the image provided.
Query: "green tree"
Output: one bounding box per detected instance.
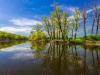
[53,5,62,39]
[62,11,68,40]
[42,17,52,40]
[69,18,76,40]
[30,23,46,41]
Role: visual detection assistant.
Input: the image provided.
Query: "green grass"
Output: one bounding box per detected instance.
[73,34,100,41]
[69,34,100,45]
[86,34,100,41]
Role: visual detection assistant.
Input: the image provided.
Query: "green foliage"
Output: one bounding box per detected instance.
[30,4,100,42]
[30,41,46,51]
[29,23,47,41]
[32,23,43,32]
[0,31,27,41]
[73,8,80,20]
[42,16,51,38]
[29,31,46,41]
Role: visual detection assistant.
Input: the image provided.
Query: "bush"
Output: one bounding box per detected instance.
[29,31,46,41]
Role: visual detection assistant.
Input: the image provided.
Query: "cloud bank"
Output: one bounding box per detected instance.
[0,26,31,33]
[10,18,42,26]
[0,18,42,35]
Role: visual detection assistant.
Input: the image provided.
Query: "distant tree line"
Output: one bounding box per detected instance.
[0,31,27,41]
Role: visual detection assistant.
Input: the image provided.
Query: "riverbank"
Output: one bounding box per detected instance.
[0,31,28,41]
[50,39,100,47]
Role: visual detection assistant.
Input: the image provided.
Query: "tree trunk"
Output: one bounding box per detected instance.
[96,15,100,35]
[74,27,78,40]
[72,28,74,39]
[91,17,95,35]
[84,20,87,39]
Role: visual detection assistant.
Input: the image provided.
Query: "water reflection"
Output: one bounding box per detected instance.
[30,41,47,58]
[0,40,26,49]
[42,43,100,75]
[0,41,99,75]
[30,41,46,51]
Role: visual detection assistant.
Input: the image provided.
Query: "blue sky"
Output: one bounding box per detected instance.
[0,0,100,36]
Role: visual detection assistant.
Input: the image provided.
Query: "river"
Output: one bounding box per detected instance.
[0,41,99,75]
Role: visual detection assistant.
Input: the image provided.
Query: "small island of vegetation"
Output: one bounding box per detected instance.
[29,3,100,47]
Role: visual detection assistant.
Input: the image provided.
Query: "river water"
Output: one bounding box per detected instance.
[0,41,99,75]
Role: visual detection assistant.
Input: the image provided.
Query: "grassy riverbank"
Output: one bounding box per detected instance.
[49,35,100,47]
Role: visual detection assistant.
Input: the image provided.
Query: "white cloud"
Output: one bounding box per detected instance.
[0,43,35,59]
[68,7,94,20]
[87,5,100,14]
[60,5,78,12]
[67,5,100,20]
[87,9,93,14]
[0,26,32,33]
[10,18,42,26]
[68,15,74,19]
[11,52,34,59]
[0,17,43,35]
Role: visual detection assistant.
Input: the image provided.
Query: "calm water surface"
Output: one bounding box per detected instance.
[0,41,100,75]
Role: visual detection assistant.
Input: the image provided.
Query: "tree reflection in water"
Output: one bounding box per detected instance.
[30,41,47,58]
[42,43,100,75]
[0,41,99,75]
[0,40,26,49]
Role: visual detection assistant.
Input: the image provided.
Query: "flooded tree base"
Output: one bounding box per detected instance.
[50,40,100,47]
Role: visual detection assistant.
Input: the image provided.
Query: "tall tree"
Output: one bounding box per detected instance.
[73,9,80,40]
[50,13,56,40]
[96,13,100,35]
[42,17,52,40]
[30,23,46,41]
[53,5,62,39]
[62,11,68,40]
[82,8,87,39]
[91,13,95,35]
[91,5,98,35]
[69,18,76,40]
